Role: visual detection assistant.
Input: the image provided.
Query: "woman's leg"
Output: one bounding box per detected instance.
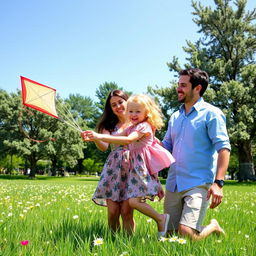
[120,200,135,234]
[128,197,167,232]
[106,199,121,232]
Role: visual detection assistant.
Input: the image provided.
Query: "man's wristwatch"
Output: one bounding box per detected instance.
[214,179,225,188]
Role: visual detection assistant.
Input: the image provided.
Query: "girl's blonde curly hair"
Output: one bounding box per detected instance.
[127,94,164,131]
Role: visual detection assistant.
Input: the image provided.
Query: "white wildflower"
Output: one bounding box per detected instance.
[93,238,103,246]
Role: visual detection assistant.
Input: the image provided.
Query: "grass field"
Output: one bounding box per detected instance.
[0,175,255,256]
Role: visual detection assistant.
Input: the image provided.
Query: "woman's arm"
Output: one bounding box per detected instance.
[83,130,144,145]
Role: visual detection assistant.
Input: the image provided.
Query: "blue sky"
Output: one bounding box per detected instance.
[0,0,255,101]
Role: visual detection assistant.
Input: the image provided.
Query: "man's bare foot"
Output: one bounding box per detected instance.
[210,219,225,235]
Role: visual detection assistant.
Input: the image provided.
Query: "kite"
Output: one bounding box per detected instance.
[21,76,58,118]
[20,76,82,141]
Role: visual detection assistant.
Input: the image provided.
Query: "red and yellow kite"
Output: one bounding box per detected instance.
[21,76,58,119]
[20,76,82,133]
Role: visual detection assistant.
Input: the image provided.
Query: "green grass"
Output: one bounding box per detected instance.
[0,176,255,256]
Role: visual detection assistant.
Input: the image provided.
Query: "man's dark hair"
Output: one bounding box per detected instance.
[179,68,209,96]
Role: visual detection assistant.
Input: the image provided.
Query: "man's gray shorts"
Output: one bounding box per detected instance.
[164,184,210,232]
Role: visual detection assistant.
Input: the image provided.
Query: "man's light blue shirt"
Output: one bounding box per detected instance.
[162,98,231,192]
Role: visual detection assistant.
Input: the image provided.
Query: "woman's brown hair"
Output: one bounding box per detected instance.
[96,90,129,133]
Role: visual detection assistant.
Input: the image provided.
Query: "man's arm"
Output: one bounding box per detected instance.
[207,148,230,209]
[162,120,173,152]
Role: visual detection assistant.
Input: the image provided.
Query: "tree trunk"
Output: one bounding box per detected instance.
[29,153,37,178]
[51,157,58,176]
[237,140,255,181]
[76,158,83,174]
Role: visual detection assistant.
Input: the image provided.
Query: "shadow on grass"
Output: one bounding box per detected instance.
[0,174,100,182]
[76,178,100,182]
[0,174,68,181]
[0,174,31,180]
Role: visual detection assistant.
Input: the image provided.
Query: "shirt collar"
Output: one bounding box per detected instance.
[179,97,204,114]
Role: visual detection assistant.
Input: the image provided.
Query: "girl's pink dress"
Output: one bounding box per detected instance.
[126,121,175,200]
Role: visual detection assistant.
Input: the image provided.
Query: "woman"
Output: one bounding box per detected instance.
[89,90,135,234]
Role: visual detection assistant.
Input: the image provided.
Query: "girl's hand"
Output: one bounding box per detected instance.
[81,131,91,141]
[157,187,165,201]
[81,131,99,141]
[82,130,101,141]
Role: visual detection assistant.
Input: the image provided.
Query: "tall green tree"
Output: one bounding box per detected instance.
[65,94,98,128]
[2,92,85,177]
[44,122,84,176]
[152,0,256,180]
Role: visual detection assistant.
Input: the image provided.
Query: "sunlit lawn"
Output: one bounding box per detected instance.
[0,175,255,256]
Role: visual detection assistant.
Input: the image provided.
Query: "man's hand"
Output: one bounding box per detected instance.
[207,183,223,209]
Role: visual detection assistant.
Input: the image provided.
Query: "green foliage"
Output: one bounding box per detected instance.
[0,155,24,174]
[82,158,103,174]
[65,93,98,129]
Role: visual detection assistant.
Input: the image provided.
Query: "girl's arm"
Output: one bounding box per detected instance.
[83,130,144,145]
[81,129,110,152]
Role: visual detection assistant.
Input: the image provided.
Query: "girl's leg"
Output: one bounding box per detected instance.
[106,199,121,232]
[120,200,136,234]
[128,197,167,232]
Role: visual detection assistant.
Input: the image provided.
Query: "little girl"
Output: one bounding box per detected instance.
[82,94,175,237]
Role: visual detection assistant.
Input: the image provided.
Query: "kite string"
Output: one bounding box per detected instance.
[56,100,81,131]
[59,118,82,132]
[55,98,82,132]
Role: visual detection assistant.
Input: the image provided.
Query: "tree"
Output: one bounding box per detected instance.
[2,91,85,178]
[0,89,14,161]
[45,125,85,176]
[65,94,98,128]
[152,0,256,180]
[82,158,103,174]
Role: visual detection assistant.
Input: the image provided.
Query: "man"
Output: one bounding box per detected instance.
[162,68,231,240]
